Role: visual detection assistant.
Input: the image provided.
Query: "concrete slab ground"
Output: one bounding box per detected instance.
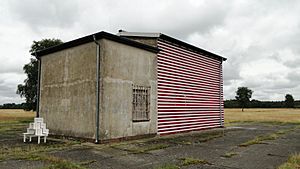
[0,122,299,169]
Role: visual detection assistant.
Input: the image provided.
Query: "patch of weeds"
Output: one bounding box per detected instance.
[275,127,298,135]
[239,126,298,147]
[222,152,238,158]
[79,160,97,166]
[156,157,212,169]
[142,144,169,152]
[42,155,86,169]
[194,132,224,143]
[277,153,300,169]
[179,157,211,166]
[168,139,192,145]
[155,164,180,169]
[16,153,86,169]
[0,140,80,160]
[166,131,224,145]
[197,133,223,143]
[239,134,278,147]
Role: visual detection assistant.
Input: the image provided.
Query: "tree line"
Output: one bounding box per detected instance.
[226,87,298,109]
[225,99,300,108]
[0,103,28,109]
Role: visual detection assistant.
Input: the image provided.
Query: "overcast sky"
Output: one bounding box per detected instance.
[0,0,300,104]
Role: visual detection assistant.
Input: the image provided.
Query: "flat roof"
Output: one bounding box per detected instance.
[118,31,227,61]
[35,31,159,57]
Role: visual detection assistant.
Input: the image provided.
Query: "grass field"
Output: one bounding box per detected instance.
[0,109,35,121]
[225,108,300,124]
[1,108,300,124]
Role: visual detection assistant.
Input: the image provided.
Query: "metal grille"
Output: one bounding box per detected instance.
[157,39,224,135]
[132,85,150,122]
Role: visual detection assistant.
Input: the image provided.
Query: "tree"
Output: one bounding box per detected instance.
[285,94,294,108]
[17,39,63,111]
[235,87,253,112]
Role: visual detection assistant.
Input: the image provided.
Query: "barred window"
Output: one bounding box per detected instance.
[132,85,150,122]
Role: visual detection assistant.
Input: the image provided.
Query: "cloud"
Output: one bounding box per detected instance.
[8,0,79,32]
[186,0,300,100]
[1,0,300,104]
[0,73,25,104]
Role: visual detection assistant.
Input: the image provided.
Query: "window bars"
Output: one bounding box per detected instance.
[132,85,150,122]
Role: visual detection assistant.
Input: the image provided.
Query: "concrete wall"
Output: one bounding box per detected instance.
[40,43,97,139]
[39,38,157,140]
[99,39,157,140]
[122,37,158,47]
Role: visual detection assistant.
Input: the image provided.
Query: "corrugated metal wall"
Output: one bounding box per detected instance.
[157,39,224,135]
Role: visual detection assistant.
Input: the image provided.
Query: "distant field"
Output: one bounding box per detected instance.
[1,108,299,125]
[225,108,300,124]
[0,109,35,121]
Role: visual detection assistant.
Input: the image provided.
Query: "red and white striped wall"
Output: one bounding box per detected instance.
[157,39,224,135]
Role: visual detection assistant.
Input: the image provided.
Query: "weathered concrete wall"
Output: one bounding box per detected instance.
[40,43,97,139]
[99,39,157,140]
[122,37,158,47]
[39,38,157,140]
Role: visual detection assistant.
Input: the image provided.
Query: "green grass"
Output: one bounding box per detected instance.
[155,164,180,169]
[0,118,87,168]
[179,157,211,166]
[40,155,86,169]
[239,126,299,147]
[239,134,279,147]
[277,153,300,169]
[155,157,211,169]
[0,141,79,161]
[0,119,81,161]
[222,152,238,158]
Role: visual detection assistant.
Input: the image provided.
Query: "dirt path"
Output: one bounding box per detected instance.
[1,122,299,169]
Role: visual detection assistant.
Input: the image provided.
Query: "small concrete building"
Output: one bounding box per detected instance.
[36,31,226,142]
[118,31,227,135]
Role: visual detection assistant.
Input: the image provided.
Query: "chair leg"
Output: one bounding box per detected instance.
[38,136,40,144]
[29,136,32,142]
[23,135,26,143]
[44,136,47,143]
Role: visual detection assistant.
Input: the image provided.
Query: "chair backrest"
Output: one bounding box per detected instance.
[34,118,43,123]
[27,117,49,136]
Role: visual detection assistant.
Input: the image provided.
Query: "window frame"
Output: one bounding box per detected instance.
[132,85,151,122]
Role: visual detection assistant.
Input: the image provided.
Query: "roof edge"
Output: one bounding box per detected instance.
[160,34,227,61]
[34,31,159,57]
[117,31,161,38]
[117,31,227,61]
